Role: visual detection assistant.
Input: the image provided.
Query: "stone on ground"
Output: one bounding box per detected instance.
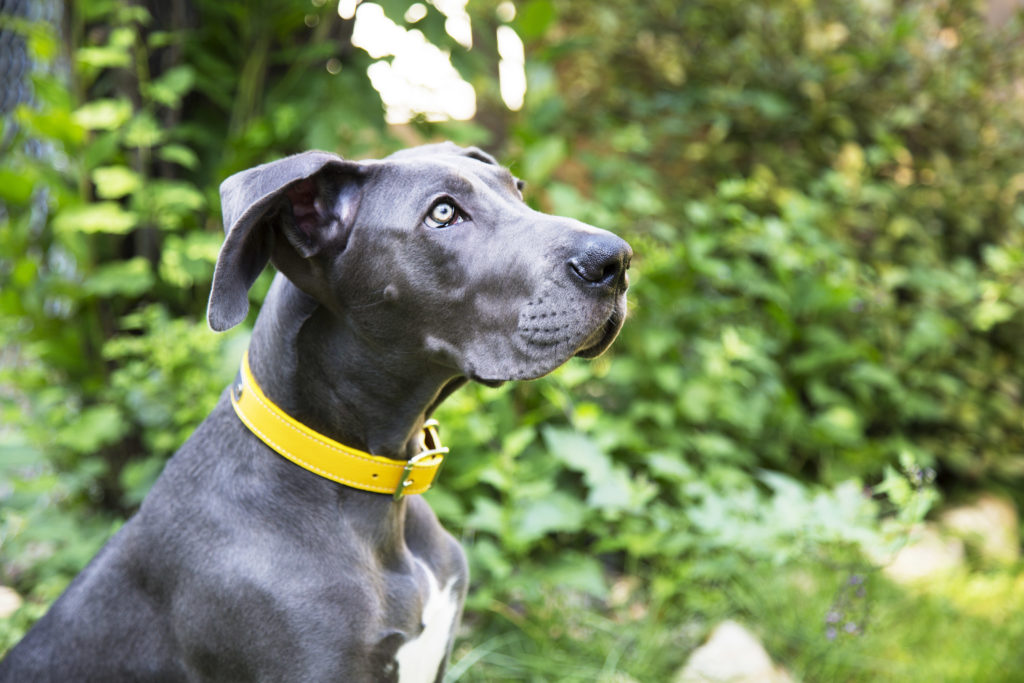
[940,493,1020,566]
[0,586,22,619]
[675,619,794,683]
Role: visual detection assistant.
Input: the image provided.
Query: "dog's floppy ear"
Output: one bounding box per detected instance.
[207,151,365,331]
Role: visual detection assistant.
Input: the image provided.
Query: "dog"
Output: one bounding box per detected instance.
[0,142,631,682]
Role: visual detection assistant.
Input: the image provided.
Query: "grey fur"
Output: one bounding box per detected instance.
[0,142,631,682]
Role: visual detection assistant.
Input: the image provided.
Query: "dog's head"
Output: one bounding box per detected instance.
[208,142,631,383]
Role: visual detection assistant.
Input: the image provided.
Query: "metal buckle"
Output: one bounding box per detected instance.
[393,419,449,500]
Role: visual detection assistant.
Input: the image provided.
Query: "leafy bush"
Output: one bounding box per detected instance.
[0,0,390,610]
[432,0,1023,658]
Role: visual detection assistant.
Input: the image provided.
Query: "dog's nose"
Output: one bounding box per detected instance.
[568,233,632,290]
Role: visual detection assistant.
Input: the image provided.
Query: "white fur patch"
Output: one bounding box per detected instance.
[394,559,460,683]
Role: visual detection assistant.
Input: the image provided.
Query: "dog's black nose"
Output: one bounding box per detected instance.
[569,234,632,290]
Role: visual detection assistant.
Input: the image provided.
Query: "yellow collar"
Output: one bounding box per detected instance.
[230,352,447,499]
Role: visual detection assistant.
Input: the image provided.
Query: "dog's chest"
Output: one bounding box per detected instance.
[391,559,460,683]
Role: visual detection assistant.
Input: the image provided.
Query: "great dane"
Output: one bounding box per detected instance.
[0,142,631,682]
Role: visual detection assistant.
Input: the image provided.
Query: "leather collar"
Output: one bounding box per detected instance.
[230,352,447,499]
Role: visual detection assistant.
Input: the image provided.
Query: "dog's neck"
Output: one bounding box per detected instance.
[247,274,461,461]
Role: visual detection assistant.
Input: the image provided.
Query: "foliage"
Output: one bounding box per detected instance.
[519,0,1024,484]
[2,0,1023,678]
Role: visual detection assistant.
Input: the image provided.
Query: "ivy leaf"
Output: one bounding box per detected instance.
[124,112,164,148]
[0,168,36,204]
[466,497,505,536]
[84,258,154,297]
[585,466,633,510]
[76,46,131,70]
[53,203,138,235]
[72,99,132,130]
[510,491,586,544]
[145,66,195,107]
[91,166,142,199]
[542,426,612,479]
[157,144,199,170]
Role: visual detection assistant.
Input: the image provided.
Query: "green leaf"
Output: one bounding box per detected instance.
[586,465,636,510]
[624,181,665,216]
[72,99,132,130]
[466,538,512,582]
[84,258,154,297]
[17,106,85,147]
[75,46,131,70]
[91,166,142,199]
[511,491,586,543]
[537,553,608,599]
[542,426,607,475]
[0,168,36,204]
[546,182,587,222]
[148,181,205,214]
[157,144,199,170]
[119,455,165,506]
[973,298,1014,331]
[678,380,715,423]
[55,405,128,454]
[108,26,138,48]
[541,426,649,512]
[422,487,463,521]
[521,136,567,184]
[24,20,58,61]
[159,232,221,287]
[647,452,695,483]
[53,202,138,235]
[466,498,505,536]
[145,66,195,107]
[0,432,44,473]
[813,405,863,446]
[124,112,164,148]
[516,0,556,40]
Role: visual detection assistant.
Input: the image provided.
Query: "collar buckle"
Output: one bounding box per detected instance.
[394,419,449,500]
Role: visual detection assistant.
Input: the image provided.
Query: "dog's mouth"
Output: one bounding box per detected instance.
[467,283,629,384]
[574,301,626,359]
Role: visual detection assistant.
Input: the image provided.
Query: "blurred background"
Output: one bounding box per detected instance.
[2,0,1024,680]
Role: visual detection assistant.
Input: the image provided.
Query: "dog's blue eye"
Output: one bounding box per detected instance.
[425,200,464,228]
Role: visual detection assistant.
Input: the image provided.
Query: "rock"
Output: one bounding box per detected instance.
[598,675,641,683]
[882,523,965,584]
[987,0,1024,29]
[940,493,1020,566]
[675,620,794,683]
[0,585,23,619]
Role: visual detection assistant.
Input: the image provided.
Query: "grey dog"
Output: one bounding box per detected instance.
[0,143,631,682]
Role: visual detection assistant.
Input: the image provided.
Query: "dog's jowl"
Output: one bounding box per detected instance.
[0,143,631,683]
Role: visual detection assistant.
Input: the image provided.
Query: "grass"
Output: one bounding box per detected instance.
[448,560,1024,682]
